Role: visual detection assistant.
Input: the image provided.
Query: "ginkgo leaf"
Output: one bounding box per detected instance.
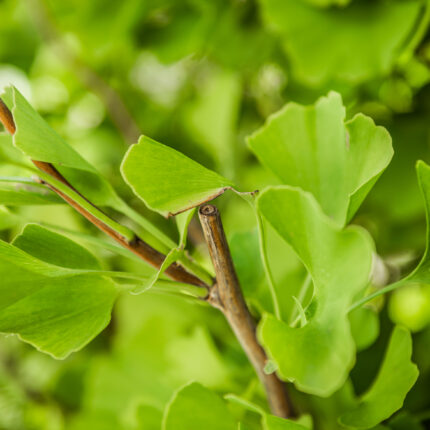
[121,135,236,216]
[0,275,118,360]
[248,92,393,225]
[162,382,237,430]
[12,223,101,270]
[339,326,418,429]
[2,86,123,207]
[257,186,373,396]
[0,229,118,359]
[1,86,174,248]
[258,0,424,85]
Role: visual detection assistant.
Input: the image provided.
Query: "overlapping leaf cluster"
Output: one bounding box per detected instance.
[0,83,425,430]
[1,0,430,429]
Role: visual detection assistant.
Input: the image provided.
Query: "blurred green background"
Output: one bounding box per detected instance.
[1,0,430,429]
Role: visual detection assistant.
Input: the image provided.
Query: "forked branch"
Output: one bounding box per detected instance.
[0,98,208,290]
[0,98,292,417]
[199,204,292,418]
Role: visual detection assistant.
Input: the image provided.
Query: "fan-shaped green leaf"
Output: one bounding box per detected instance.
[0,275,117,359]
[0,228,118,359]
[248,92,393,225]
[339,326,418,429]
[257,186,373,396]
[121,135,235,216]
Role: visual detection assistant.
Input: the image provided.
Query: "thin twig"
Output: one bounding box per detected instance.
[0,99,209,290]
[198,204,292,418]
[0,99,16,135]
[2,96,292,416]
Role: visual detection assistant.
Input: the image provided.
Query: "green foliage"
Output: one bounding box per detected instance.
[183,68,241,176]
[121,135,235,216]
[0,225,118,358]
[2,86,122,208]
[1,86,177,249]
[340,326,418,429]
[258,0,425,84]
[13,223,101,270]
[163,382,237,430]
[1,0,430,428]
[248,92,393,225]
[257,186,373,395]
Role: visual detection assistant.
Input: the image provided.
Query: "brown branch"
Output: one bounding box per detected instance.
[35,163,207,287]
[0,99,208,290]
[2,95,292,416]
[198,204,292,418]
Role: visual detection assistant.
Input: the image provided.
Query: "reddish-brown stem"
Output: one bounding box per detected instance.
[0,99,208,290]
[1,97,291,417]
[35,163,207,288]
[198,204,292,418]
[0,99,16,134]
